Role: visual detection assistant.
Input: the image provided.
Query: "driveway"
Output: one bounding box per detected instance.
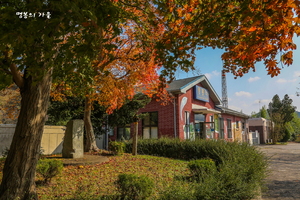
[257,143,300,200]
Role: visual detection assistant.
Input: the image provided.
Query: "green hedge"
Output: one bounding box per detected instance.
[116,173,154,200]
[125,138,268,199]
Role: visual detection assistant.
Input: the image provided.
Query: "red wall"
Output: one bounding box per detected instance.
[138,98,175,138]
[111,82,246,141]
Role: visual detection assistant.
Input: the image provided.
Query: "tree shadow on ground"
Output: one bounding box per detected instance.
[262,180,300,199]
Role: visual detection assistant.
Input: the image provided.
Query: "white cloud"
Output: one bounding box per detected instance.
[293,71,300,77]
[235,91,252,97]
[248,76,260,83]
[205,70,220,80]
[204,73,212,79]
[254,99,271,105]
[276,78,297,83]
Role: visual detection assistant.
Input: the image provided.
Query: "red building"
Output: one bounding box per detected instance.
[114,76,249,142]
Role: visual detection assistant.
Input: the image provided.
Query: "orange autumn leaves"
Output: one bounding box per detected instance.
[51,2,167,114]
[220,0,299,77]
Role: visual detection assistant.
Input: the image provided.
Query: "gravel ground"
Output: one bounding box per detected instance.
[257,143,300,200]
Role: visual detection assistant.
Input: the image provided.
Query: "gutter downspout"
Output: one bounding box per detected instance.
[174,97,177,138]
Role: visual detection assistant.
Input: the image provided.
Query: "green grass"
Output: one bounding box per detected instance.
[0,154,189,199]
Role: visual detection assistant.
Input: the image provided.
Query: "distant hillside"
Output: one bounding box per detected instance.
[297,111,300,118]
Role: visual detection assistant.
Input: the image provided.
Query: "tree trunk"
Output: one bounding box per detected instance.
[84,96,99,152]
[0,70,52,200]
[132,121,138,155]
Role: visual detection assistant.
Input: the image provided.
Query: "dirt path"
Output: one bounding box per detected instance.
[257,143,300,200]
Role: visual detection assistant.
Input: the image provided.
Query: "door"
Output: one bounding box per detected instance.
[203,122,215,139]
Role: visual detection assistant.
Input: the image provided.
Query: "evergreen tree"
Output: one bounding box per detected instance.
[267,94,296,143]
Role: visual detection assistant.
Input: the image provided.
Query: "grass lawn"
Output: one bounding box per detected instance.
[0,154,190,199]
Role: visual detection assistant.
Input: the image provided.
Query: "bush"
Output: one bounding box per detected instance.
[158,181,196,200]
[188,159,216,181]
[125,138,268,200]
[36,159,63,184]
[115,173,154,200]
[109,141,126,155]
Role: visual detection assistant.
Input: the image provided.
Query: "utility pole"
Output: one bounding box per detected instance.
[222,70,228,108]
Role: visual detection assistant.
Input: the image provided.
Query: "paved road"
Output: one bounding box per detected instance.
[257,143,300,200]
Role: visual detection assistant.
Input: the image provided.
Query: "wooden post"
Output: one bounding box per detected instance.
[132,121,138,155]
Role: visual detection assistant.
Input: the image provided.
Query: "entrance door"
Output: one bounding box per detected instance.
[202,122,215,139]
[195,122,214,139]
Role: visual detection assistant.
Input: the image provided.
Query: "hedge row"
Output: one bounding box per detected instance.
[125,138,268,199]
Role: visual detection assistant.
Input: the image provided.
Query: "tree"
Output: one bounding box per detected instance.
[260,105,269,119]
[268,94,296,143]
[289,112,300,141]
[1,0,299,199]
[0,1,126,198]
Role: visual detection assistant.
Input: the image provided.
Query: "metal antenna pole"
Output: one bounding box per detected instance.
[222,70,228,108]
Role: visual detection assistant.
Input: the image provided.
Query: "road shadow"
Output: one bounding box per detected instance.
[262,180,300,199]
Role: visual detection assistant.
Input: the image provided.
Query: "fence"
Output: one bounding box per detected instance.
[0,124,106,156]
[0,124,65,155]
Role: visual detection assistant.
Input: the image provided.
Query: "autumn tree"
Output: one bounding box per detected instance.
[1,0,299,199]
[0,1,126,198]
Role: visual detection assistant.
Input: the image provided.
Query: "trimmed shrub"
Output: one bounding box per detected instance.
[36,159,63,184]
[109,141,126,155]
[158,181,196,200]
[188,159,216,181]
[125,138,268,199]
[116,173,154,200]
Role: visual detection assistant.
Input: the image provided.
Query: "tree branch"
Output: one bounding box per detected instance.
[9,63,24,88]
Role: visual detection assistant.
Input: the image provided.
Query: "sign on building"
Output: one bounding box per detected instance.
[193,85,209,102]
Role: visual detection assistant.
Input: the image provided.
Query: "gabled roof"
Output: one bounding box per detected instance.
[167,75,222,105]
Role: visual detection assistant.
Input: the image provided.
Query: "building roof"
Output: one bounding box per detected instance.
[216,106,250,119]
[167,75,222,105]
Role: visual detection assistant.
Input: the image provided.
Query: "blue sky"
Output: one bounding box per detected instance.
[176,37,300,115]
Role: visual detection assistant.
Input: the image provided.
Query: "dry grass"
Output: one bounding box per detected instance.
[0,154,189,199]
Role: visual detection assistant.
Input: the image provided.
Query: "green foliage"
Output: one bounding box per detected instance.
[281,126,291,142]
[109,141,126,155]
[36,159,63,184]
[268,94,296,143]
[289,112,300,141]
[125,138,268,199]
[116,173,154,200]
[47,94,150,136]
[260,105,269,119]
[158,181,196,200]
[46,96,85,126]
[108,93,151,128]
[187,159,216,181]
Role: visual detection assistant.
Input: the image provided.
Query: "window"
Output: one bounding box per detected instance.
[236,121,239,129]
[219,118,224,139]
[117,126,131,141]
[227,119,232,138]
[242,122,245,130]
[185,111,190,139]
[142,112,158,139]
[194,113,205,122]
[210,115,214,129]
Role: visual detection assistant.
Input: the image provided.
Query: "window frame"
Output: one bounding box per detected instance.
[142,112,158,139]
[219,118,224,139]
[227,119,232,138]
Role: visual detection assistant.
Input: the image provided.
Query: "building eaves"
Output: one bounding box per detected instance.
[216,106,250,118]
